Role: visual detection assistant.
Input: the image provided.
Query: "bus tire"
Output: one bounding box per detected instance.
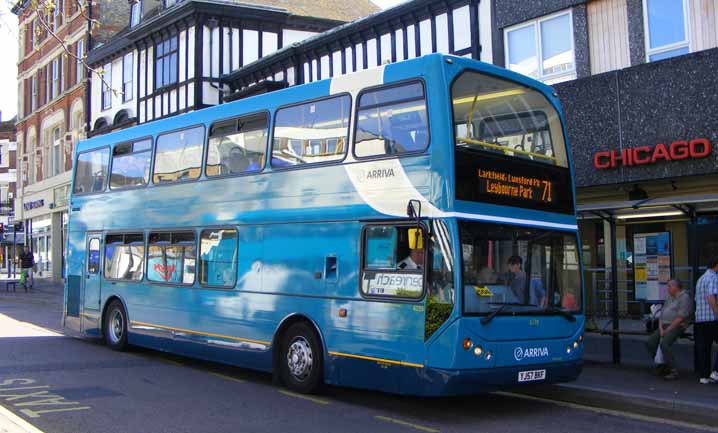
[103,300,129,351]
[280,322,323,394]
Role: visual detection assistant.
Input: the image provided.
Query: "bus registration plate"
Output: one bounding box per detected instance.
[518,369,546,382]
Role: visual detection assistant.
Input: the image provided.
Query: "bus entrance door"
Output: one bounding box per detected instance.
[81,234,103,335]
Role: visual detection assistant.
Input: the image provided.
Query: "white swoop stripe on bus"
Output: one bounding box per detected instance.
[448,212,578,230]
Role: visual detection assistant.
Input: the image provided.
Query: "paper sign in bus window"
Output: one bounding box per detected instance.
[362,272,422,297]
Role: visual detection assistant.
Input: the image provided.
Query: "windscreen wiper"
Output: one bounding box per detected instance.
[543,307,577,322]
[480,303,532,325]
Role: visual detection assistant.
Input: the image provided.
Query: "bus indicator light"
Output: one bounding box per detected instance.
[463,338,473,350]
[338,308,347,318]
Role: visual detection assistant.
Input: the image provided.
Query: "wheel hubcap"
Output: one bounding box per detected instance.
[286,337,313,382]
[109,309,124,344]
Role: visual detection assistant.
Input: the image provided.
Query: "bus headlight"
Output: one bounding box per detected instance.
[473,346,483,357]
[484,350,493,361]
[566,346,572,354]
[573,341,579,349]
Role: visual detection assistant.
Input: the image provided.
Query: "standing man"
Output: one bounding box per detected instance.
[694,257,718,384]
[646,279,692,379]
[506,255,527,302]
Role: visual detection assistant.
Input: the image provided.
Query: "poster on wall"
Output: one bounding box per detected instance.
[633,232,672,301]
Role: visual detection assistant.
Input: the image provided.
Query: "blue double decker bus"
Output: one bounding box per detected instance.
[64,54,584,395]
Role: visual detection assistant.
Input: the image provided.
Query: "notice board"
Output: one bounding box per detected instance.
[633,232,672,301]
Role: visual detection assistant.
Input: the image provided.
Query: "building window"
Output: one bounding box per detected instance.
[53,0,63,30]
[52,127,63,176]
[29,20,36,50]
[644,0,690,62]
[505,10,575,83]
[51,57,61,100]
[122,52,133,102]
[102,62,112,110]
[30,74,37,112]
[153,125,204,183]
[76,39,84,84]
[155,36,178,89]
[130,1,142,27]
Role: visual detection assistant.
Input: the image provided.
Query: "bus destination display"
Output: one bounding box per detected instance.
[455,149,574,214]
[477,168,553,204]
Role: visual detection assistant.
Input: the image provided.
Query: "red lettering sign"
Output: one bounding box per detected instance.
[593,139,716,169]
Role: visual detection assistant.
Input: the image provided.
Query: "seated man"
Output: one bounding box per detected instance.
[646,279,693,380]
[398,244,424,270]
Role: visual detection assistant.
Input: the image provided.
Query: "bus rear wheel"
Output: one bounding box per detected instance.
[280,322,323,394]
[103,300,128,351]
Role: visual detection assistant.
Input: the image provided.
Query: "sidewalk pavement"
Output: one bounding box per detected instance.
[2,279,716,424]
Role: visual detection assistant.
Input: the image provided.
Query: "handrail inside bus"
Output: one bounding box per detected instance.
[457,137,558,162]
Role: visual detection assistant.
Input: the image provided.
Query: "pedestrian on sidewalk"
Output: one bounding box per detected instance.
[16,246,34,290]
[646,279,692,380]
[694,256,718,384]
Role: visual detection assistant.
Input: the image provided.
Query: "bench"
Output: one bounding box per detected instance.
[4,279,22,292]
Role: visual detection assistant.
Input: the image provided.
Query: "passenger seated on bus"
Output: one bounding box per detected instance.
[222,146,249,175]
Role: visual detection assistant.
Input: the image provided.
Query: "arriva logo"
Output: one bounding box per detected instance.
[514,346,549,361]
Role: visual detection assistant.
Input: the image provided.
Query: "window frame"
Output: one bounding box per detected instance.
[503,9,576,83]
[269,93,352,171]
[103,232,146,282]
[197,227,239,290]
[73,145,110,196]
[51,57,60,100]
[146,229,198,287]
[122,52,134,102]
[151,124,206,185]
[109,136,154,191]
[87,237,102,275]
[352,79,431,161]
[101,62,112,111]
[154,34,179,91]
[358,221,428,302]
[642,0,691,62]
[205,110,270,179]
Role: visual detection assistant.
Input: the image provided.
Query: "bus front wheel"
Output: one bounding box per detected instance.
[280,322,323,394]
[103,300,129,351]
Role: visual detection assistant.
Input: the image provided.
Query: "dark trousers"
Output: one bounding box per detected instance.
[646,327,683,369]
[694,321,718,378]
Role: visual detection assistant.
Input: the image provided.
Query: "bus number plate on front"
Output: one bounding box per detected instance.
[518,369,546,382]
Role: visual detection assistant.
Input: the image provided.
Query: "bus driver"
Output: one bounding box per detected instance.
[398,244,424,270]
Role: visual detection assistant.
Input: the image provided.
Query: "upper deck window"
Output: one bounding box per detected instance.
[153,126,204,184]
[74,147,110,194]
[111,138,152,189]
[271,95,350,168]
[207,113,268,177]
[354,82,429,158]
[452,71,568,168]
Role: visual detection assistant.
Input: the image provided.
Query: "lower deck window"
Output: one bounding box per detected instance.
[147,231,196,284]
[198,228,238,288]
[104,233,145,281]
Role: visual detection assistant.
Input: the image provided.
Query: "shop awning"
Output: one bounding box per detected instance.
[578,192,718,217]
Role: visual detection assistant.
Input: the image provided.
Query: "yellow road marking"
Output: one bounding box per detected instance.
[0,404,45,433]
[496,392,718,433]
[328,351,423,368]
[278,390,330,405]
[208,372,245,384]
[130,321,270,346]
[374,415,439,433]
